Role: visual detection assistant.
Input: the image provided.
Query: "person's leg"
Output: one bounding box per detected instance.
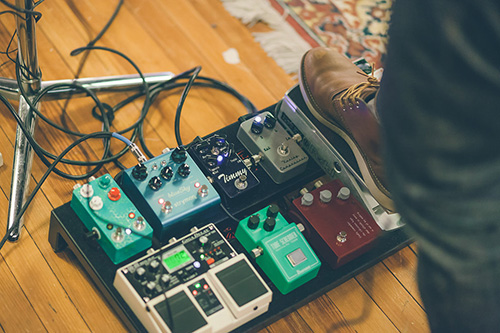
[378,0,500,331]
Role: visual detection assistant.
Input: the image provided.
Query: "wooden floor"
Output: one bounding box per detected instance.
[0,0,429,332]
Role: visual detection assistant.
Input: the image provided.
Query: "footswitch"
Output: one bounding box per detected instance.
[237,111,308,184]
[120,147,221,241]
[289,179,381,268]
[113,223,272,333]
[235,204,321,294]
[70,174,153,264]
[188,134,260,199]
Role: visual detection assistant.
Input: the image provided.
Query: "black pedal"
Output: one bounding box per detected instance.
[189,134,260,199]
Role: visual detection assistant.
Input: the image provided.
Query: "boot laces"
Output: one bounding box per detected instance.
[339,65,380,108]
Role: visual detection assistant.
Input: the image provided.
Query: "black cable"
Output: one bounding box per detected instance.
[174,66,201,146]
[0,0,42,21]
[0,131,114,251]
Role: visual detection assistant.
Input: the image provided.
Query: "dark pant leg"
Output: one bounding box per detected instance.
[377,0,500,331]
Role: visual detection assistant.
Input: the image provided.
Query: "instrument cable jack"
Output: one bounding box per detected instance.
[243,153,263,168]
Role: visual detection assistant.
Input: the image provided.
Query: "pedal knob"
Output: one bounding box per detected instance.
[337,187,351,200]
[98,174,112,188]
[214,136,227,148]
[145,281,157,295]
[89,196,103,210]
[171,146,187,163]
[264,217,276,232]
[132,163,148,181]
[199,235,209,246]
[266,204,279,218]
[148,176,163,191]
[177,163,191,178]
[79,184,94,198]
[319,190,332,203]
[251,116,264,134]
[301,193,314,206]
[108,187,121,201]
[160,274,171,286]
[247,214,260,229]
[264,113,276,129]
[135,266,147,281]
[149,259,160,273]
[160,166,173,180]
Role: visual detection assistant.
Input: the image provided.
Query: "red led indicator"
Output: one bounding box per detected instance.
[203,284,209,290]
[158,198,165,205]
[194,182,200,188]
[192,290,198,296]
[128,212,136,219]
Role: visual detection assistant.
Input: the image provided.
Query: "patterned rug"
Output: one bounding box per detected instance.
[222,0,392,73]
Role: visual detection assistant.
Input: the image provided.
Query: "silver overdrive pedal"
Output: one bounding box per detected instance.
[237,111,308,184]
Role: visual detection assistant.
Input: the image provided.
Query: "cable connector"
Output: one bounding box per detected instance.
[243,153,262,168]
[129,143,147,164]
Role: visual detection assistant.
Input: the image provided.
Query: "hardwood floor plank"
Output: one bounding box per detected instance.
[0,256,46,332]
[355,262,429,332]
[297,295,355,332]
[326,278,398,332]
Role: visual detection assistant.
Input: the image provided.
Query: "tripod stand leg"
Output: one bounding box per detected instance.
[7,96,37,241]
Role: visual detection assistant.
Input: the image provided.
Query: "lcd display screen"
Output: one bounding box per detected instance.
[162,245,194,273]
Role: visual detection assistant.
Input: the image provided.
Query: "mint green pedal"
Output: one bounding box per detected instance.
[235,204,321,294]
[71,174,153,264]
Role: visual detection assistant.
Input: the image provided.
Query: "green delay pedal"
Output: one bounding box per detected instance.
[235,204,321,294]
[71,174,154,264]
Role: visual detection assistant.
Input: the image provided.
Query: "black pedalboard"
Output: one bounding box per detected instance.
[48,104,411,332]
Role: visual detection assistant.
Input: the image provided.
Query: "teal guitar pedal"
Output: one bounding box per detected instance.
[235,204,321,294]
[71,174,153,264]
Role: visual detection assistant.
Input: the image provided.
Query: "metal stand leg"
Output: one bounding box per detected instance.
[1,1,174,241]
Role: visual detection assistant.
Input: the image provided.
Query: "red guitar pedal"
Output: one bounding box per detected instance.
[289,179,381,268]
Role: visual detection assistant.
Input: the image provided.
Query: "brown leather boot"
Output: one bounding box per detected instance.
[299,47,395,212]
